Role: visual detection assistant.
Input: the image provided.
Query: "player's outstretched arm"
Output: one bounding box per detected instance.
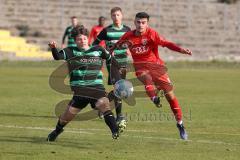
[180,48,192,55]
[101,47,121,84]
[155,31,192,56]
[162,40,192,56]
[109,33,131,55]
[92,29,106,46]
[48,41,66,60]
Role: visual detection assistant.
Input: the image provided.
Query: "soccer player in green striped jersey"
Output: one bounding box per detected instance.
[61,16,79,48]
[47,26,122,141]
[92,7,131,128]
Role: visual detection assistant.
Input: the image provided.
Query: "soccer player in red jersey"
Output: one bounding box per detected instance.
[114,12,192,140]
[88,16,106,47]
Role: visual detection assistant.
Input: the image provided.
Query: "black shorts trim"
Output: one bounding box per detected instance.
[69,96,99,109]
[71,85,107,99]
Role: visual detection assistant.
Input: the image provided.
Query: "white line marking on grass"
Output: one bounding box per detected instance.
[0,124,240,146]
[0,124,93,134]
[124,135,240,146]
[190,131,240,136]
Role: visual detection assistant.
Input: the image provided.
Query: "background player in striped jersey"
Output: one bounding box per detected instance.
[113,12,192,140]
[92,7,131,129]
[47,26,122,141]
[61,16,79,48]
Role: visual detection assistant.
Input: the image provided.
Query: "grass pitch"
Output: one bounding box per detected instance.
[0,61,240,160]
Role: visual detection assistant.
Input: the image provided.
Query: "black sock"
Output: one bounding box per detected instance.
[114,98,122,117]
[55,119,66,133]
[103,110,118,134]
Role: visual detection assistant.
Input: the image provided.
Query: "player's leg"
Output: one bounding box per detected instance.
[155,74,188,140]
[164,91,182,124]
[96,65,112,119]
[108,66,123,118]
[107,65,127,130]
[94,97,120,139]
[47,96,88,142]
[147,62,168,107]
[47,105,81,142]
[97,60,106,119]
[165,90,188,140]
[136,71,160,107]
[115,67,127,129]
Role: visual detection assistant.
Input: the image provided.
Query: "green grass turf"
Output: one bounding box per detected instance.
[0,61,240,160]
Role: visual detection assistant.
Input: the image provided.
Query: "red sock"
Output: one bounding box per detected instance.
[145,85,156,99]
[167,97,182,123]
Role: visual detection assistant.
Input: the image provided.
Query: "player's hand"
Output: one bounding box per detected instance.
[119,67,127,75]
[181,48,192,55]
[48,41,57,49]
[108,45,116,55]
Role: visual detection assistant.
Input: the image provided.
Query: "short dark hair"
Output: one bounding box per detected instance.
[111,7,122,14]
[71,16,77,19]
[71,25,89,39]
[135,12,150,21]
[99,16,106,20]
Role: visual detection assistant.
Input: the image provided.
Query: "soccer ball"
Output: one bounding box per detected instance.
[114,80,134,99]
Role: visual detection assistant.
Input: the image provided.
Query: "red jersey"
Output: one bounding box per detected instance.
[118,27,182,65]
[89,25,105,47]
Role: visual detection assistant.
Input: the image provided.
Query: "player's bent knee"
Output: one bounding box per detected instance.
[68,106,81,115]
[95,97,110,111]
[96,97,110,107]
[165,91,175,100]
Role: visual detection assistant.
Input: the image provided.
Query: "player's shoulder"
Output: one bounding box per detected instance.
[146,27,159,39]
[147,27,157,34]
[100,25,112,33]
[105,24,113,29]
[123,24,131,31]
[90,45,104,51]
[124,30,134,37]
[66,25,73,30]
[90,45,109,55]
[92,25,99,29]
[64,47,75,53]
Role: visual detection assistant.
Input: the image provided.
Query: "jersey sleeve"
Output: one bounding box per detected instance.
[100,46,121,84]
[111,32,130,53]
[92,28,107,45]
[51,47,73,60]
[153,30,182,52]
[119,31,129,41]
[100,47,111,60]
[152,30,167,47]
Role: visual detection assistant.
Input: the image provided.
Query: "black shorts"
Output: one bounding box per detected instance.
[70,85,107,109]
[69,96,98,109]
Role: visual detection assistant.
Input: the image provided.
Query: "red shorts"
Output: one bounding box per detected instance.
[134,62,173,92]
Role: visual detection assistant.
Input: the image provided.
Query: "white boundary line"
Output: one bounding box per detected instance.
[0,124,93,134]
[2,124,240,136]
[0,124,239,146]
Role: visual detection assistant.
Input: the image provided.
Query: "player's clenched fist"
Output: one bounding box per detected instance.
[181,48,192,55]
[48,41,57,49]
